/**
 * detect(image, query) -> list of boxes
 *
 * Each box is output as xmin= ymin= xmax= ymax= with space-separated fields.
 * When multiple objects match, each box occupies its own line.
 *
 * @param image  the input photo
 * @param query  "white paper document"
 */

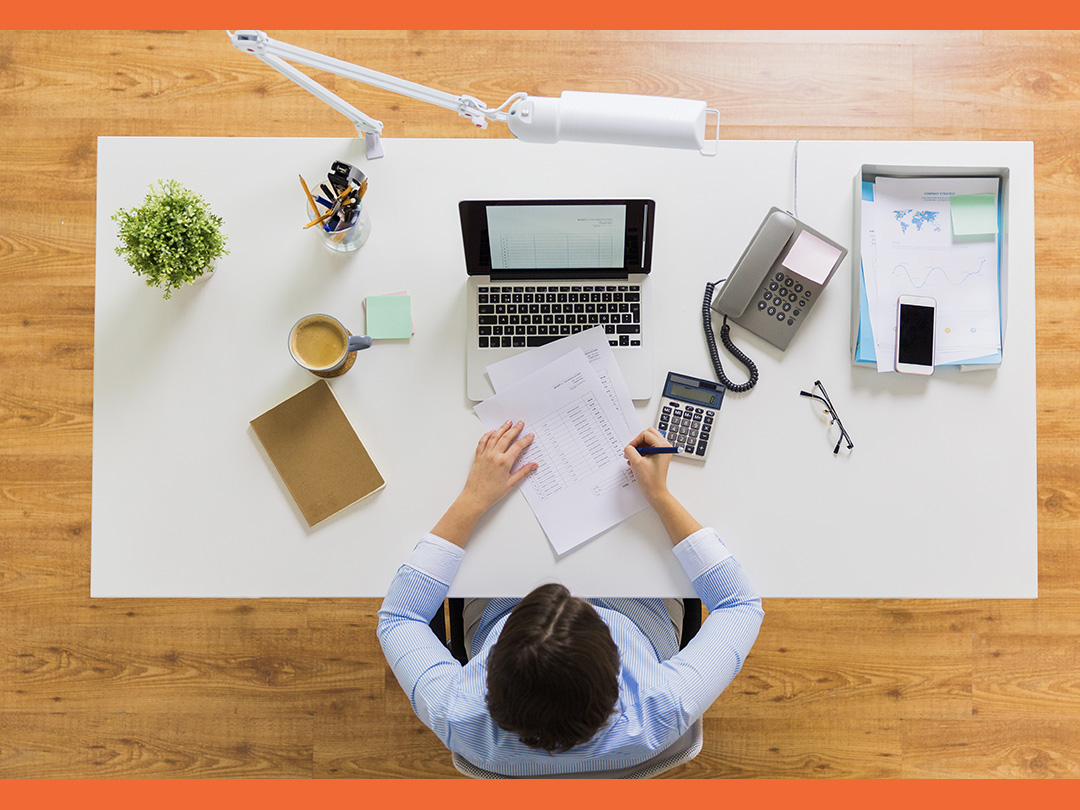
xmin=862 ymin=175 xmax=1001 ymax=371
xmin=474 ymin=349 xmax=649 ymax=555
xmin=485 ymin=326 xmax=641 ymax=436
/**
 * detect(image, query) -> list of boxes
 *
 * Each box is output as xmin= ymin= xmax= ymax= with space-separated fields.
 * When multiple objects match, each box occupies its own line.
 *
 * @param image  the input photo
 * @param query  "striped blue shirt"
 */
xmin=377 ymin=527 xmax=763 ymax=776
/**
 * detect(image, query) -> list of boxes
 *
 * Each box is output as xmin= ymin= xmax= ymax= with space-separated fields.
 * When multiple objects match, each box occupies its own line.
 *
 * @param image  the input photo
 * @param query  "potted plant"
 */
xmin=112 ymin=179 xmax=229 ymax=299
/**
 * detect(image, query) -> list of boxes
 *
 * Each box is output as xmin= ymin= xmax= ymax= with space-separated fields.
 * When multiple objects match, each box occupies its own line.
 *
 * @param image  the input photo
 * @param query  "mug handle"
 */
xmin=348 ymin=335 xmax=373 ymax=352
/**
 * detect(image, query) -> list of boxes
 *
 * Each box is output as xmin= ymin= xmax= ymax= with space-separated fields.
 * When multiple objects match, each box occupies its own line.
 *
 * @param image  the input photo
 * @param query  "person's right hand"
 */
xmin=624 ymin=428 xmax=674 ymax=506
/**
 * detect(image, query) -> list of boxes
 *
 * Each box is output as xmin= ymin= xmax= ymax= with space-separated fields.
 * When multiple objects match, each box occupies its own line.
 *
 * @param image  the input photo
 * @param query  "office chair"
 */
xmin=427 ymin=597 xmax=704 ymax=778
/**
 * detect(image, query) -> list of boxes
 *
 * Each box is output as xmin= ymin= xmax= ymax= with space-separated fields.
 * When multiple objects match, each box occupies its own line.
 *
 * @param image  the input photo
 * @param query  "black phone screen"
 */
xmin=898 ymin=303 xmax=935 ymax=366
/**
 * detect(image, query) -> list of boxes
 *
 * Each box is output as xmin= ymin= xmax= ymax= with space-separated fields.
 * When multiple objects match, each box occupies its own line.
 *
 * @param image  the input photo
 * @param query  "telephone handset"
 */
xmin=702 ymin=207 xmax=848 ymax=393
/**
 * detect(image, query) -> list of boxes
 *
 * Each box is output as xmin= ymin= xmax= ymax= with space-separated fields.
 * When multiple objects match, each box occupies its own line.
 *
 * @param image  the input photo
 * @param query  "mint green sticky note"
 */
xmin=951 ymin=193 xmax=998 ymax=236
xmin=366 ymin=295 xmax=413 ymax=339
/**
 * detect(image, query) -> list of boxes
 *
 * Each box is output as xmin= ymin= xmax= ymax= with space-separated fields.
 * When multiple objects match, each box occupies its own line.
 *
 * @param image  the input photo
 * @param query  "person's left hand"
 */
xmin=459 ymin=421 xmax=538 ymax=515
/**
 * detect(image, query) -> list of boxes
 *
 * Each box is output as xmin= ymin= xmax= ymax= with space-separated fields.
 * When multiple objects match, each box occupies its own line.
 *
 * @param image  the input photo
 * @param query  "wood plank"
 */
xmin=902 ymin=718 xmax=1080 ymax=778
xmin=0 ymin=712 xmax=314 ymax=778
xmin=712 ymin=631 xmax=971 ymax=720
xmin=0 ymin=626 xmax=383 ymax=715
xmin=974 ymin=634 xmax=1080 ymax=718
xmin=684 ymin=717 xmax=902 ymax=778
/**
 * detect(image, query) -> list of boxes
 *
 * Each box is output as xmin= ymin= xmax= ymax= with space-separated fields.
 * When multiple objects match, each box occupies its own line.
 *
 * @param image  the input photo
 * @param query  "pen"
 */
xmin=636 ymin=446 xmax=683 ymax=455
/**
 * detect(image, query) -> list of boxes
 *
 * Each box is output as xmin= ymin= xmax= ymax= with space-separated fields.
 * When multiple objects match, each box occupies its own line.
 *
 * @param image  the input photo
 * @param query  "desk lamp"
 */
xmin=228 ymin=31 xmax=719 ymax=160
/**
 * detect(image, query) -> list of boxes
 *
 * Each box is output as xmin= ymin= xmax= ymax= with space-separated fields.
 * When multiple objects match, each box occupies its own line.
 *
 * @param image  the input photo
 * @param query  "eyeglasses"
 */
xmin=799 ymin=380 xmax=854 ymax=455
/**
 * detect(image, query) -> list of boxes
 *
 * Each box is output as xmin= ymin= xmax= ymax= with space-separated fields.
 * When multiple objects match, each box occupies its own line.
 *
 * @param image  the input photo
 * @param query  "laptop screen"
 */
xmin=460 ymin=199 xmax=654 ymax=280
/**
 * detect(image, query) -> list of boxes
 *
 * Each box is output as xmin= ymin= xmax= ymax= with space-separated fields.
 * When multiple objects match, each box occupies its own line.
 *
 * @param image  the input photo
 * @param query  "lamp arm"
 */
xmin=229 ymin=30 xmax=502 ymax=158
xmin=228 ymin=31 xmax=718 ymax=157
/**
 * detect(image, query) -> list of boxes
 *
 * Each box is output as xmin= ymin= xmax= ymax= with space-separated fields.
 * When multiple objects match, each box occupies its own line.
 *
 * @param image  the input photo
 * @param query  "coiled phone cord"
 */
xmin=702 ymin=280 xmax=759 ymax=393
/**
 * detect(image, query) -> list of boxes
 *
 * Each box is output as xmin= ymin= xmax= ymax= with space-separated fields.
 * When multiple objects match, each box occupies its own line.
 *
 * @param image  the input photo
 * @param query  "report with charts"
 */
xmin=474 ymin=348 xmax=648 ymax=555
xmin=861 ymin=174 xmax=1002 ymax=371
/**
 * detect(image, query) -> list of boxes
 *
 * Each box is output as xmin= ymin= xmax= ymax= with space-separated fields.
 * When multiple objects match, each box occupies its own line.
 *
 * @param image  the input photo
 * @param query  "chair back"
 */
xmin=450 ymin=717 xmax=703 ymax=779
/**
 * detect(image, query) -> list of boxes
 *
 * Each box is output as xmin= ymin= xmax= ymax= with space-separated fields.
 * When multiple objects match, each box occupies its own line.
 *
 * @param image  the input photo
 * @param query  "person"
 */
xmin=377 ymin=420 xmax=763 ymax=776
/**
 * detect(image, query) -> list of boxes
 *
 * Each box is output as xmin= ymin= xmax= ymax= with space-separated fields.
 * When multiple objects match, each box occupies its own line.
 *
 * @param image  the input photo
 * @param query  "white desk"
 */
xmin=92 ymin=137 xmax=1036 ymax=598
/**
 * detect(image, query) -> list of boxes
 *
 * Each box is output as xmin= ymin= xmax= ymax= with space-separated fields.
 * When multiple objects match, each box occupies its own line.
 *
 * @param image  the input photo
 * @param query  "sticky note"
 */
xmin=365 ymin=294 xmax=413 ymax=339
xmin=950 ymin=193 xmax=998 ymax=236
xmin=781 ymin=230 xmax=843 ymax=285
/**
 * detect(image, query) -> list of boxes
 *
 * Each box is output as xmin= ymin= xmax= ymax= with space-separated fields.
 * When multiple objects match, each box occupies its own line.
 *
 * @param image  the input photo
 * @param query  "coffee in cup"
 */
xmin=288 ymin=314 xmax=372 ymax=377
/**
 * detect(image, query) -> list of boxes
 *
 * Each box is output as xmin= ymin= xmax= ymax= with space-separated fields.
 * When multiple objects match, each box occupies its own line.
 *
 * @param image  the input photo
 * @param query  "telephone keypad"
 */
xmin=754 ymin=270 xmax=813 ymax=331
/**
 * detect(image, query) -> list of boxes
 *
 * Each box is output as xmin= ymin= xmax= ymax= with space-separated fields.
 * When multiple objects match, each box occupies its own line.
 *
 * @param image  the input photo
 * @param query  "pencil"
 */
xmin=299 ymin=175 xmax=319 ymax=214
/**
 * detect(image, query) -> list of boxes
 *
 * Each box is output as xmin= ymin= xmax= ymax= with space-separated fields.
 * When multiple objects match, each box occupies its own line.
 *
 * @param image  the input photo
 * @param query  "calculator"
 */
xmin=654 ymin=372 xmax=725 ymax=462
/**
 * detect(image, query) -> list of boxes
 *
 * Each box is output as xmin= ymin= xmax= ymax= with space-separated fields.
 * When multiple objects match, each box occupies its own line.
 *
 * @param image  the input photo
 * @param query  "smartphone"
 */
xmin=894 ymin=295 xmax=937 ymax=375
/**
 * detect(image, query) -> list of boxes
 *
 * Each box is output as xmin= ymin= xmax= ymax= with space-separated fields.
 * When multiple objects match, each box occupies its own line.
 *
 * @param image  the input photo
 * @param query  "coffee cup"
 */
xmin=288 ymin=314 xmax=372 ymax=377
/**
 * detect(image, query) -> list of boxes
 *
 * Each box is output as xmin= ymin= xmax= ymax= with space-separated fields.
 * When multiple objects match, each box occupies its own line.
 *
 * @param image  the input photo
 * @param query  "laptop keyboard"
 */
xmin=477 ymin=284 xmax=641 ymax=349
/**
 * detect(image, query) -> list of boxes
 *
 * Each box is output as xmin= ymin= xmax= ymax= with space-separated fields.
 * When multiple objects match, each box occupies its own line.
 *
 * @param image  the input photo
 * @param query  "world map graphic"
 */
xmin=892 ymin=209 xmax=941 ymax=234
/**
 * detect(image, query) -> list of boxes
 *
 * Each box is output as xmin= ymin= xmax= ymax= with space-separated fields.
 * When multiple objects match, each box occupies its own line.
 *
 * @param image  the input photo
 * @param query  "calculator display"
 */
xmin=669 ymin=383 xmax=719 ymax=406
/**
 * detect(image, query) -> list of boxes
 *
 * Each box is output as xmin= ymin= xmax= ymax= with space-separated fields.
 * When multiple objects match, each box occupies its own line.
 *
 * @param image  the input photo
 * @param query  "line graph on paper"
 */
xmin=890 ymin=256 xmax=990 ymax=290
xmin=519 ymin=393 xmax=627 ymax=502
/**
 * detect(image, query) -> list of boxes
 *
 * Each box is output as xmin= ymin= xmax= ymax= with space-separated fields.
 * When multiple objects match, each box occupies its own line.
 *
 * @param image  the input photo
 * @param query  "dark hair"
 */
xmin=485 ymin=583 xmax=620 ymax=753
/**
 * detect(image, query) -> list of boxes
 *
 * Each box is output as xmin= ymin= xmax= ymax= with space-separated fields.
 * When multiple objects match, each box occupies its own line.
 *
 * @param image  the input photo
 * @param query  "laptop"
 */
xmin=461 ymin=199 xmax=656 ymax=401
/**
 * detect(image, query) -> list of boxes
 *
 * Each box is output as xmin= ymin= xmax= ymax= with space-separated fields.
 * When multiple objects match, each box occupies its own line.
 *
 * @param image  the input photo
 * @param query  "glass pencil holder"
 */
xmin=307 ymin=199 xmax=371 ymax=253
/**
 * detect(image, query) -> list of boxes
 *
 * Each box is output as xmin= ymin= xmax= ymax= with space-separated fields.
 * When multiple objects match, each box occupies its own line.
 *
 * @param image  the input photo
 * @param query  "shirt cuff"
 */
xmin=672 ymin=527 xmax=732 ymax=582
xmin=406 ymin=532 xmax=465 ymax=586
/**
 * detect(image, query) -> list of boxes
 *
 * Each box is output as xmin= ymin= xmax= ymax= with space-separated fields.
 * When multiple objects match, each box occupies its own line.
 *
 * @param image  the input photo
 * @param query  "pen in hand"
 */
xmin=636 ymin=446 xmax=683 ymax=455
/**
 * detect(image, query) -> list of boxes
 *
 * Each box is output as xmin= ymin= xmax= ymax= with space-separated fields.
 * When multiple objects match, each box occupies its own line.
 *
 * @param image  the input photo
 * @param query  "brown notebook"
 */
xmin=250 ymin=379 xmax=385 ymax=527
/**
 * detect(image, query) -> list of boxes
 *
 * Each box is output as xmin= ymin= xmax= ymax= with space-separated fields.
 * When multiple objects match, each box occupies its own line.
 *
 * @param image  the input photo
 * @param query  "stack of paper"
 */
xmin=474 ymin=327 xmax=647 ymax=556
xmin=857 ymin=175 xmax=1003 ymax=371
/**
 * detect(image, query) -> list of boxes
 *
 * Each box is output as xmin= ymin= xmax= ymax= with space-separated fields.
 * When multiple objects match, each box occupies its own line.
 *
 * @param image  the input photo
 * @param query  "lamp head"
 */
xmin=507 ymin=91 xmax=714 ymax=154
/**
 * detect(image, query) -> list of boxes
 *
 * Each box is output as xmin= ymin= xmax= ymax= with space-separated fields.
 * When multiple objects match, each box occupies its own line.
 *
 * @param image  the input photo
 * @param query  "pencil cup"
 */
xmin=307 ymin=199 xmax=371 ymax=253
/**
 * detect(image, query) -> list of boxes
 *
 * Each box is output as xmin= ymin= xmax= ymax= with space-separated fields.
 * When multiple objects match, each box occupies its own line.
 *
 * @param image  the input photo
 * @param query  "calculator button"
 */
xmin=704 ymin=414 xmax=714 ymax=424
xmin=662 ymin=406 xmax=672 ymax=414
xmin=631 ymin=340 xmax=641 ymax=346
xmin=696 ymin=443 xmax=708 ymax=456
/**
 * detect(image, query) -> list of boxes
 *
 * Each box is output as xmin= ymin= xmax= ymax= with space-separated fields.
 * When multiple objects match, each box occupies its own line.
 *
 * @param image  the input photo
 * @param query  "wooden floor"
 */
xmin=2 ymin=29 xmax=1079 ymax=779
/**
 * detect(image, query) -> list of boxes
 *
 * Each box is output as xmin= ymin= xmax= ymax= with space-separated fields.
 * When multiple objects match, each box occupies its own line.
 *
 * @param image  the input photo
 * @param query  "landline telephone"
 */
xmin=702 ymin=207 xmax=848 ymax=392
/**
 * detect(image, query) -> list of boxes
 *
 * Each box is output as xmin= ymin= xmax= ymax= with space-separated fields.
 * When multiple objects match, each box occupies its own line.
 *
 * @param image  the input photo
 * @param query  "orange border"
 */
xmin=3 ymin=778 xmax=1080 ymax=807
xmin=7 ymin=0 xmax=1080 ymax=29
